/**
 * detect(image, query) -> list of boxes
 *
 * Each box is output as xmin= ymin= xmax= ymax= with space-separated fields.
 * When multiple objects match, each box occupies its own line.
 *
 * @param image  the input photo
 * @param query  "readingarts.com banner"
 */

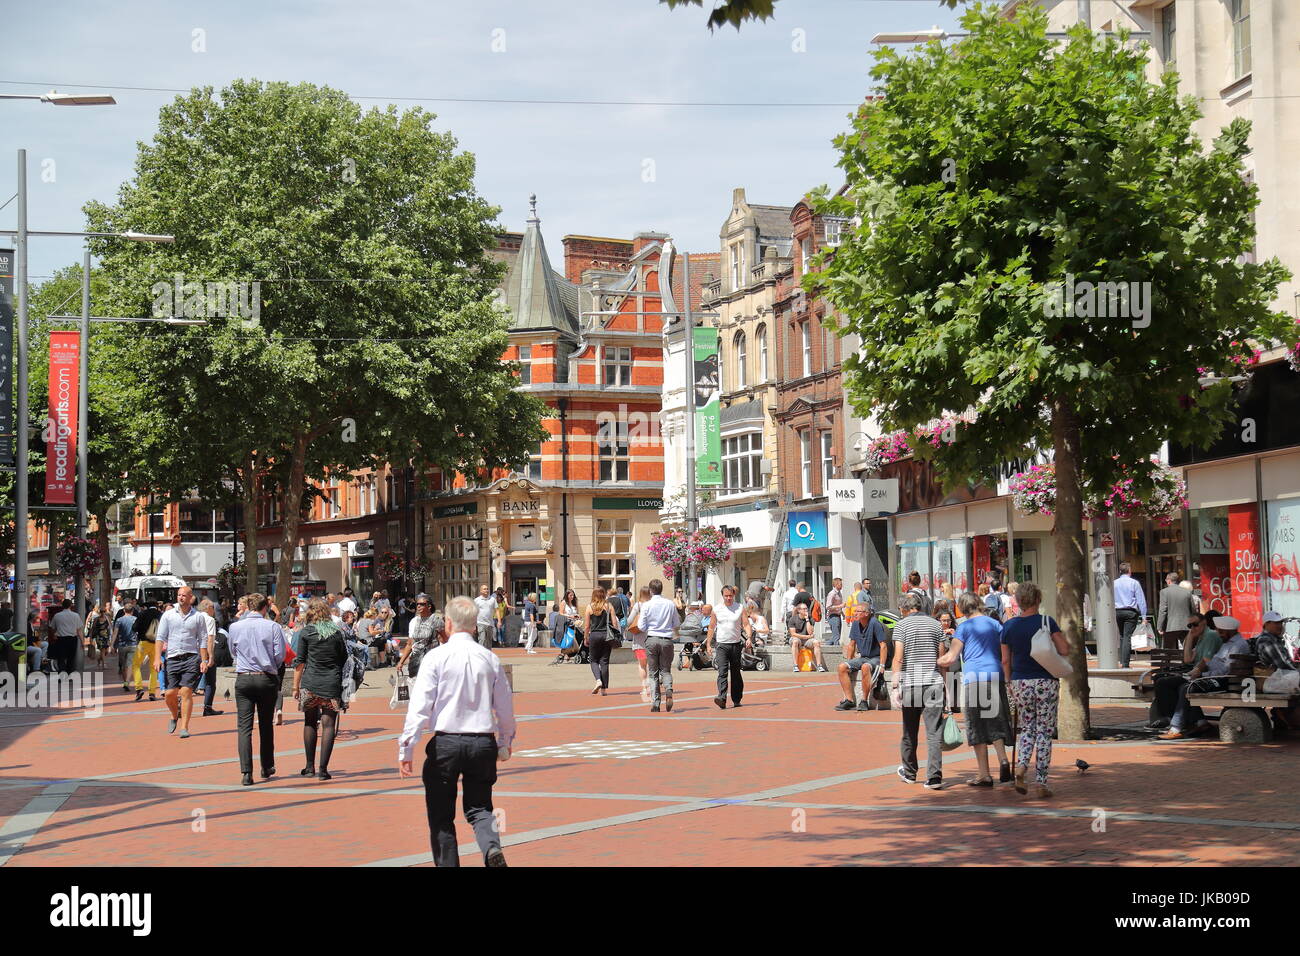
xmin=44 ymin=330 xmax=80 ymax=505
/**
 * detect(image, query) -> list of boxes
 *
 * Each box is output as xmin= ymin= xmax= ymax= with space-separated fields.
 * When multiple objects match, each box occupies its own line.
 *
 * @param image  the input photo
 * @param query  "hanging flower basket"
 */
xmin=648 ymin=529 xmax=690 ymax=576
xmin=377 ymin=550 xmax=407 ymax=581
xmin=1010 ymin=460 xmax=1188 ymax=525
xmin=408 ymin=554 xmax=431 ymax=580
xmin=863 ymin=412 xmax=974 ymax=470
xmin=688 ymin=527 xmax=732 ymax=570
xmin=648 ymin=528 xmax=732 ymax=576
xmin=57 ymin=536 xmax=102 ymax=577
xmin=217 ymin=560 xmax=246 ymax=593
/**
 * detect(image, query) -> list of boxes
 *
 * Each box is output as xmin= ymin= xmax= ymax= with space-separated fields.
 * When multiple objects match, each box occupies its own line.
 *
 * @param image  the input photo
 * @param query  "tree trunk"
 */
xmin=275 ymin=433 xmax=309 ymax=611
xmin=242 ymin=457 xmax=260 ymax=596
xmin=1051 ymin=399 xmax=1091 ymax=740
xmin=95 ymin=508 xmax=112 ymax=609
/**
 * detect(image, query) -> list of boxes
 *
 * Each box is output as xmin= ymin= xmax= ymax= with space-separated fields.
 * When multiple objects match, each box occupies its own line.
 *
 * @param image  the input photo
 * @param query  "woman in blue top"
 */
xmin=938 ymin=592 xmax=1012 ymax=787
xmin=999 ymin=581 xmax=1070 ymax=798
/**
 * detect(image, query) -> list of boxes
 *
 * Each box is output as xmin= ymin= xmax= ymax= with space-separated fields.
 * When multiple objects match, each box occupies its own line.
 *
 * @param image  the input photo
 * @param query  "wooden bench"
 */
xmin=1185 ymin=654 xmax=1300 ymax=743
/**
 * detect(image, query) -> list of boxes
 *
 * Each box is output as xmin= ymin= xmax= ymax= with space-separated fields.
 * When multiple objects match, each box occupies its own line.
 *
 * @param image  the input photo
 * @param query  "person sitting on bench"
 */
xmin=1159 ymin=615 xmax=1249 ymax=741
xmin=1256 ymin=611 xmax=1299 ymax=733
xmin=835 ymin=605 xmax=885 ymax=711
xmin=1146 ymin=612 xmax=1210 ymax=730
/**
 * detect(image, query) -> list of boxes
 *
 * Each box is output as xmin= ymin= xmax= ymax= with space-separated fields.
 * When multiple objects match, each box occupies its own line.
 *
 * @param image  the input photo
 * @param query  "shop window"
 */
xmin=1191 ymin=504 xmax=1264 ymax=635
xmin=1265 ymin=499 xmax=1300 ymax=631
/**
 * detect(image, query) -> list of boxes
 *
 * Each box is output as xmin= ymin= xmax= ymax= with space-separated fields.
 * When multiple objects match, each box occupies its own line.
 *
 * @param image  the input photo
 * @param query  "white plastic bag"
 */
xmin=1262 ymin=670 xmax=1299 ymax=695
xmin=1030 ymin=615 xmax=1072 ymax=678
xmin=1130 ymin=619 xmax=1157 ymax=652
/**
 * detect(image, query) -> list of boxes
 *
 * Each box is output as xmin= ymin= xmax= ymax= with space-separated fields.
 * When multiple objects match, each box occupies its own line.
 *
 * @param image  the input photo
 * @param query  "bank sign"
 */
xmin=787 ymin=511 xmax=828 ymax=550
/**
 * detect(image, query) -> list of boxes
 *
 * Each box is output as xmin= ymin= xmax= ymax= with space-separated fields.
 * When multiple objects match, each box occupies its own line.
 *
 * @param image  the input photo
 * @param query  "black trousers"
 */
xmin=713 ymin=642 xmax=744 ymax=704
xmin=588 ymin=631 xmax=613 ymax=688
xmin=1116 ymin=608 xmax=1141 ymax=667
xmin=234 ymin=673 xmax=278 ymax=774
xmin=423 ymin=733 xmax=500 ymax=867
xmin=52 ymin=635 xmax=78 ymax=674
xmin=899 ymin=684 xmax=945 ymax=783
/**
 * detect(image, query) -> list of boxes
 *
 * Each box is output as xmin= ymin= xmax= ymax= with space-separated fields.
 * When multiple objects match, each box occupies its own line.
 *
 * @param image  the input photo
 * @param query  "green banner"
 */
xmin=693 ymin=327 xmax=722 ymax=485
xmin=592 ymin=497 xmax=663 ymax=510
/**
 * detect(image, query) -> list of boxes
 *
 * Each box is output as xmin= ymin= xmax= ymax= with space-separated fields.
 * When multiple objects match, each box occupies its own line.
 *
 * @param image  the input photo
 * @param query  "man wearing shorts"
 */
xmin=836 ymin=605 xmax=886 ymax=712
xmin=110 ymin=601 xmax=138 ymax=692
xmin=156 ymin=586 xmax=210 ymax=739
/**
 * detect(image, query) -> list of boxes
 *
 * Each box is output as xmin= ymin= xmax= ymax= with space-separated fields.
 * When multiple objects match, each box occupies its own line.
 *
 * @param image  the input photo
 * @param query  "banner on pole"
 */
xmin=692 ymin=326 xmax=721 ymax=485
xmin=0 ymin=248 xmax=14 ymax=468
xmin=44 ymin=330 xmax=79 ymax=505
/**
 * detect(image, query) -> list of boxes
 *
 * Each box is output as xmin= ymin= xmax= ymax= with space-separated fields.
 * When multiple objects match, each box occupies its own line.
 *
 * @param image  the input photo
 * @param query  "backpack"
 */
xmin=909 ymin=587 xmax=933 ymax=616
xmin=212 ymin=630 xmax=234 ymax=668
xmin=983 ymin=591 xmax=1003 ymax=623
xmin=811 ymin=600 xmax=823 ymax=623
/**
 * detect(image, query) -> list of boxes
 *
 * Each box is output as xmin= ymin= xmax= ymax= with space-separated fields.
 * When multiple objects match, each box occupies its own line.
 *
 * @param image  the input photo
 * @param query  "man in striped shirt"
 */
xmin=890 ymin=593 xmax=946 ymax=789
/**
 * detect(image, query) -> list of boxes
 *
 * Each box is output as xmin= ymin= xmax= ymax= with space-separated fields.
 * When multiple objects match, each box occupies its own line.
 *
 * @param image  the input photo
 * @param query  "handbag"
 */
xmin=941 ymin=711 xmax=964 ymax=751
xmin=1029 ymin=614 xmax=1072 ymax=678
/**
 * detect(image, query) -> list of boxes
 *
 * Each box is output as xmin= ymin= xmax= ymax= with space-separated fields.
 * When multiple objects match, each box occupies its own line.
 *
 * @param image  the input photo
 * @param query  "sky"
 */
xmin=3 ymin=0 xmax=965 ymax=282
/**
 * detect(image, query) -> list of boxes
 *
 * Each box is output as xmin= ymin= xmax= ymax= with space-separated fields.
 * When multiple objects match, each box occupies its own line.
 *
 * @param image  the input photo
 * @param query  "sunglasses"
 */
xmin=416 ymin=601 xmax=431 ymax=607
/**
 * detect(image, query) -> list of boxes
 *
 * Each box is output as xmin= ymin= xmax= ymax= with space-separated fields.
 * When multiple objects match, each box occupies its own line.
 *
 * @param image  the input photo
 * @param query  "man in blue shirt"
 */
xmin=836 ymin=605 xmax=886 ymax=712
xmin=109 ymin=602 xmax=138 ymax=693
xmin=227 ymin=593 xmax=287 ymax=786
xmin=521 ymin=592 xmax=540 ymax=654
xmin=1114 ymin=562 xmax=1148 ymax=668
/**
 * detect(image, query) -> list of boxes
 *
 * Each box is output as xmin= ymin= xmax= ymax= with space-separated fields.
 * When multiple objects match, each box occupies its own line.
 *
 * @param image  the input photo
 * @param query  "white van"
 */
xmin=114 ymin=574 xmax=186 ymax=608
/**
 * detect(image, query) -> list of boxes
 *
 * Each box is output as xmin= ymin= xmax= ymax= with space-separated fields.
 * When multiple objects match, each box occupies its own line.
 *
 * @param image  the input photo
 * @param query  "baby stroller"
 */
xmin=551 ymin=622 xmax=589 ymax=665
xmin=740 ymin=632 xmax=771 ymax=671
xmin=678 ymin=641 xmax=713 ymax=671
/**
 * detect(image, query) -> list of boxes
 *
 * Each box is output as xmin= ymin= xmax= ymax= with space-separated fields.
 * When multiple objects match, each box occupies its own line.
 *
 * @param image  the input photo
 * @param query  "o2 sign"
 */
xmin=787 ymin=511 xmax=828 ymax=550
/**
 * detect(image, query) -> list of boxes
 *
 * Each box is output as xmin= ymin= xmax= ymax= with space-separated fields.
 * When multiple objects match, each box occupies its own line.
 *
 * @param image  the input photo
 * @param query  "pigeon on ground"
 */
xmin=1075 ymin=759 xmax=1090 ymax=774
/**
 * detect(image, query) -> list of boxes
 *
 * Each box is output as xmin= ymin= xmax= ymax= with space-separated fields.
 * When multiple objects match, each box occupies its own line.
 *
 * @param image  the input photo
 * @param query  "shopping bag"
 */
xmin=796 ymin=646 xmax=815 ymax=672
xmin=1131 ymin=619 xmax=1157 ymax=652
xmin=941 ymin=712 xmax=964 ymax=752
xmin=1029 ymin=615 xmax=1072 ymax=678
xmin=388 ymin=672 xmax=410 ymax=709
xmin=1262 ymin=669 xmax=1300 ymax=695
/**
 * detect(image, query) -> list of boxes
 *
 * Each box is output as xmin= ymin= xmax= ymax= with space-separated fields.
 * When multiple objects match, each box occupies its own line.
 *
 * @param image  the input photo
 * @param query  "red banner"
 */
xmin=44 ymin=330 xmax=79 ymax=505
xmin=1227 ymin=502 xmax=1263 ymax=636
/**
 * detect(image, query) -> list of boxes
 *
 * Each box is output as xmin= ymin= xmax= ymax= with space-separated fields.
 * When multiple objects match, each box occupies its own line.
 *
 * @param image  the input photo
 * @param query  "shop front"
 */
xmin=700 ymin=506 xmax=779 ymax=605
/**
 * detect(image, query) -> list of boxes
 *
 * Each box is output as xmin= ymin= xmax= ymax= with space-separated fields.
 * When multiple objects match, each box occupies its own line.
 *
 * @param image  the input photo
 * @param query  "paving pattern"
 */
xmin=2 ymin=653 xmax=1298 ymax=867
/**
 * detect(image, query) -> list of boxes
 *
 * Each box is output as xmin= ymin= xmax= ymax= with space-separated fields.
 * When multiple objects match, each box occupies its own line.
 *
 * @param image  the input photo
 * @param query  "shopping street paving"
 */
xmin=1 ymin=649 xmax=1298 ymax=867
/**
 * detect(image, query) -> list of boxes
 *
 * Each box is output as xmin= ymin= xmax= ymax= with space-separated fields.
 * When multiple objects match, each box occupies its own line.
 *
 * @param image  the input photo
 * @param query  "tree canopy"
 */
xmin=810 ymin=3 xmax=1294 ymax=736
xmin=85 ymin=79 xmax=546 ymax=599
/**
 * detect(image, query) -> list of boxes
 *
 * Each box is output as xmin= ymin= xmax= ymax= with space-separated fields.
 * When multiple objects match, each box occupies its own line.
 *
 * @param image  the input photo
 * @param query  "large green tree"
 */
xmin=810 ymin=4 xmax=1294 ymax=738
xmin=86 ymin=80 xmax=545 ymax=603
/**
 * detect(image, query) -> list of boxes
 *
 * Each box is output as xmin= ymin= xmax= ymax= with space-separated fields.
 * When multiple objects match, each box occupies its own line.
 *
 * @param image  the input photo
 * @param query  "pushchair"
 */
xmin=678 ymin=641 xmax=713 ymax=671
xmin=551 ymin=623 xmax=589 ymax=665
xmin=740 ymin=633 xmax=771 ymax=671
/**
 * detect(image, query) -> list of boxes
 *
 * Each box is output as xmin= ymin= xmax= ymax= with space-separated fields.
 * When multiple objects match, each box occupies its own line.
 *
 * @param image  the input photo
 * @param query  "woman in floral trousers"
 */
xmin=998 ymin=581 xmax=1069 ymax=798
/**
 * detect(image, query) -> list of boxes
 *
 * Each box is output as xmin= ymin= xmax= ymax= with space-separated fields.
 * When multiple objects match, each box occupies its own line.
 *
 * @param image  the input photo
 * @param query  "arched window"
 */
xmin=756 ymin=324 xmax=768 ymax=381
xmin=735 ymin=331 xmax=747 ymax=389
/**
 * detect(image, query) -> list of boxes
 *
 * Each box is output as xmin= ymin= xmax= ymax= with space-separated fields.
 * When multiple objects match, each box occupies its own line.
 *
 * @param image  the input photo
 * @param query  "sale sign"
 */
xmin=44 ymin=330 xmax=79 ymax=505
xmin=1227 ymin=502 xmax=1262 ymax=636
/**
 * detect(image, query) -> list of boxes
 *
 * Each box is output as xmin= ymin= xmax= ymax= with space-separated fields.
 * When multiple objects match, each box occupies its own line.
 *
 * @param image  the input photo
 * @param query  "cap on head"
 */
xmin=1262 ymin=610 xmax=1284 ymax=624
xmin=1215 ymin=615 xmax=1241 ymax=631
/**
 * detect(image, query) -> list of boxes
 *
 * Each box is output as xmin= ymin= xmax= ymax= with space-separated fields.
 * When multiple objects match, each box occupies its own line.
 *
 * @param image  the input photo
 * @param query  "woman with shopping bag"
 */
xmin=999 ymin=582 xmax=1071 ymax=798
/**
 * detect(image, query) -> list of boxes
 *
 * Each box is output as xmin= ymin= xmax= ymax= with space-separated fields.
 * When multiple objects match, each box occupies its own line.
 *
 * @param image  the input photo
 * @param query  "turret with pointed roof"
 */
xmin=501 ymin=194 xmax=579 ymax=335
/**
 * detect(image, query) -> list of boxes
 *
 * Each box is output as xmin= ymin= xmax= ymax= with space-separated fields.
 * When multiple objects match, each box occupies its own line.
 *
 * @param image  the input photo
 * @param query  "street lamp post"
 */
xmin=5 ymin=92 xmax=115 ymax=617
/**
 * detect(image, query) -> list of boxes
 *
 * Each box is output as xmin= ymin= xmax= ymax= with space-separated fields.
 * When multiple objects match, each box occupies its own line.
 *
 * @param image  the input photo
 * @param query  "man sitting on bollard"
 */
xmin=835 ymin=604 xmax=886 ymax=711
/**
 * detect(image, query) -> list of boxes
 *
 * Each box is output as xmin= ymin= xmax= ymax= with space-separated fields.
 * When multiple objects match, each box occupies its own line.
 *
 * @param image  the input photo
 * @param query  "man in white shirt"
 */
xmin=638 ymin=579 xmax=682 ymax=713
xmin=779 ymin=579 xmax=799 ymax=631
xmin=705 ymin=584 xmax=750 ymax=709
xmin=156 ymin=586 xmax=210 ymax=738
xmin=197 ymin=598 xmax=224 ymax=718
xmin=398 ymin=595 xmax=515 ymax=867
xmin=336 ymin=588 xmax=358 ymax=618
xmin=473 ymin=584 xmax=497 ymax=648
xmin=49 ymin=599 xmax=84 ymax=674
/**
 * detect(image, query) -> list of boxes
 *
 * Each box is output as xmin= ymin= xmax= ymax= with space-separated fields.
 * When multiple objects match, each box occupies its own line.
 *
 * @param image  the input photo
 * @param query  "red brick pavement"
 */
xmin=2 ymin=669 xmax=1297 ymax=866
